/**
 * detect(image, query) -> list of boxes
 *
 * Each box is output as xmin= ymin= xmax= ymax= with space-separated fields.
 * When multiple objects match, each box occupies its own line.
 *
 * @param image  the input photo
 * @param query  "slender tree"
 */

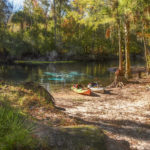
xmin=53 ymin=0 xmax=57 ymax=48
xmin=124 ymin=16 xmax=131 ymax=79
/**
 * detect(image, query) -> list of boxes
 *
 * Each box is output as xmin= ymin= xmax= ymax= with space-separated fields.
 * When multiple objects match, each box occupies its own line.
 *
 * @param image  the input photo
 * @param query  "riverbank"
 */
xmin=0 ymin=52 xmax=116 ymax=64
xmin=52 ymin=75 xmax=150 ymax=150
xmin=0 ymin=52 xmax=144 ymax=65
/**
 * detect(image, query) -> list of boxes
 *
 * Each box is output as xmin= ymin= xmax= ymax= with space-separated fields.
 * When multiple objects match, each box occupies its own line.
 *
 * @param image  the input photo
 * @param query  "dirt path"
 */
xmin=52 ymin=78 xmax=150 ymax=150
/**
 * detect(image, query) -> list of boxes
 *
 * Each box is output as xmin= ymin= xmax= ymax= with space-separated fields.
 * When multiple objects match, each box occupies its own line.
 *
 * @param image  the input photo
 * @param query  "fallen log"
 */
xmin=108 ymin=67 xmax=146 ymax=78
xmin=23 ymin=82 xmax=55 ymax=106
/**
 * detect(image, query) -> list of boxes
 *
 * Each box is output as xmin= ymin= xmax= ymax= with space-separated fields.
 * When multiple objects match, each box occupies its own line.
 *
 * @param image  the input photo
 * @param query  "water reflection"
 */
xmin=0 ymin=60 xmax=144 ymax=91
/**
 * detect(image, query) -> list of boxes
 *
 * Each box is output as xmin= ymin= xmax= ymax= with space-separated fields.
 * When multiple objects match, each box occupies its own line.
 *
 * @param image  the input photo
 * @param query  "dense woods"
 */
xmin=0 ymin=0 xmax=149 ymax=64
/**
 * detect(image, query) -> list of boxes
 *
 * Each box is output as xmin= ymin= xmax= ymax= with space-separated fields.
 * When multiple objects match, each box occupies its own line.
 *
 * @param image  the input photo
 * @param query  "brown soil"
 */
xmin=52 ymin=77 xmax=150 ymax=150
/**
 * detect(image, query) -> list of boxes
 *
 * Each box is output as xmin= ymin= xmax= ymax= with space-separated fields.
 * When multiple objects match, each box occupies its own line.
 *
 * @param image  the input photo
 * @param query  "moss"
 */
xmin=15 ymin=60 xmax=76 ymax=64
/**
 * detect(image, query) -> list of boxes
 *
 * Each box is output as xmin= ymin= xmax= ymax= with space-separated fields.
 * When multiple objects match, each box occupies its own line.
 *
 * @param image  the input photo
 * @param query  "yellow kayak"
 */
xmin=71 ymin=84 xmax=91 ymax=96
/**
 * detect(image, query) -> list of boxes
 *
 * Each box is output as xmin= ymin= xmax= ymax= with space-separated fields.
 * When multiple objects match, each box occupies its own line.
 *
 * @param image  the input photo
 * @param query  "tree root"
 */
xmin=108 ymin=75 xmax=127 ymax=88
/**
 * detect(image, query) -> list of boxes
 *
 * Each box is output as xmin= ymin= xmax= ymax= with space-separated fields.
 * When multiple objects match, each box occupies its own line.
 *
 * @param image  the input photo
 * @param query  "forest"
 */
xmin=0 ymin=0 xmax=150 ymax=150
xmin=0 ymin=0 xmax=149 ymax=63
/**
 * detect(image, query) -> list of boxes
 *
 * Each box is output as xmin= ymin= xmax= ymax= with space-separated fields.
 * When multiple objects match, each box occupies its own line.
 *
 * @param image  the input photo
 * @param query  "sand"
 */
xmin=52 ymin=77 xmax=150 ymax=150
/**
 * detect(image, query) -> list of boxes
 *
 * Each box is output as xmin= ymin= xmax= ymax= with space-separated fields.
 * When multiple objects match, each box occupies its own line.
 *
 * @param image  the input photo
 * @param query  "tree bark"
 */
xmin=118 ymin=19 xmax=123 ymax=72
xmin=53 ymin=0 xmax=57 ymax=49
xmin=57 ymin=0 xmax=62 ymax=51
xmin=142 ymin=22 xmax=149 ymax=74
xmin=109 ymin=75 xmax=127 ymax=88
xmin=124 ymin=19 xmax=131 ymax=79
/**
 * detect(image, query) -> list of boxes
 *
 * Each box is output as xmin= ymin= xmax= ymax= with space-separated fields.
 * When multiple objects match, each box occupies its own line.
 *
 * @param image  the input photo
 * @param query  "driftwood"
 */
xmin=23 ymin=82 xmax=55 ymax=106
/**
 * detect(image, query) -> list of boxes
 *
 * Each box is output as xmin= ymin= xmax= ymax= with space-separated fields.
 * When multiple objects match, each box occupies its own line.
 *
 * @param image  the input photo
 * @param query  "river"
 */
xmin=0 ymin=60 xmax=144 ymax=91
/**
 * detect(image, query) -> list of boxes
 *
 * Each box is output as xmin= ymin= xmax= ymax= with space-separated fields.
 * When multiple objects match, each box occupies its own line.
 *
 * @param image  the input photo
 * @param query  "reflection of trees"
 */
xmin=0 ymin=66 xmax=5 ymax=74
xmin=0 ymin=62 xmax=119 ymax=85
xmin=85 ymin=63 xmax=110 ymax=77
xmin=0 ymin=65 xmax=46 ymax=82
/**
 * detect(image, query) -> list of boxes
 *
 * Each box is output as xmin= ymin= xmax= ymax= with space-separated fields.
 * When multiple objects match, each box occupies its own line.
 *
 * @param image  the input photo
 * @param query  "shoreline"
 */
xmin=0 ymin=54 xmax=144 ymax=65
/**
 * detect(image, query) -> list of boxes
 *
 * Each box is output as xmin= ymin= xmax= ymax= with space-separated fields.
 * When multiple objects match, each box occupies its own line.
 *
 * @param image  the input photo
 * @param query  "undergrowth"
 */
xmin=0 ymin=97 xmax=37 ymax=150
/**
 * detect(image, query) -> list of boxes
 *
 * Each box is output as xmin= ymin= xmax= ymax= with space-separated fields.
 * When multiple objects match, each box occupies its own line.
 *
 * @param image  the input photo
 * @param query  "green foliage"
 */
xmin=0 ymin=0 xmax=11 ymax=25
xmin=0 ymin=0 xmax=149 ymax=61
xmin=0 ymin=98 xmax=36 ymax=150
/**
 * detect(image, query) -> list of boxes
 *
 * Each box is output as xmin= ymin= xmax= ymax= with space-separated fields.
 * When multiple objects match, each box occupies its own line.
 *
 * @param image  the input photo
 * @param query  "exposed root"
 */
xmin=116 ymin=82 xmax=124 ymax=88
xmin=108 ymin=75 xmax=127 ymax=88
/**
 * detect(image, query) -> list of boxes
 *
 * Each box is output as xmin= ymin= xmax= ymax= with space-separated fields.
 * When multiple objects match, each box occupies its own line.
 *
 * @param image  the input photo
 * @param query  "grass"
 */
xmin=0 ymin=83 xmax=78 ymax=126
xmin=15 ymin=60 xmax=76 ymax=64
xmin=0 ymin=98 xmax=36 ymax=150
xmin=0 ymin=83 xmax=54 ymax=110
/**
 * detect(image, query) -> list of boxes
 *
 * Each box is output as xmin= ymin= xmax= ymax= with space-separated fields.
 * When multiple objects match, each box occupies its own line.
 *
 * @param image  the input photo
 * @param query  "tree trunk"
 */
xmin=118 ymin=20 xmax=123 ymax=73
xmin=53 ymin=0 xmax=57 ymax=49
xmin=59 ymin=0 xmax=62 ymax=28
xmin=57 ymin=0 xmax=62 ymax=51
xmin=124 ymin=19 xmax=131 ymax=79
xmin=108 ymin=69 xmax=127 ymax=88
xmin=108 ymin=7 xmax=127 ymax=88
xmin=142 ymin=22 xmax=149 ymax=74
xmin=143 ymin=36 xmax=149 ymax=72
xmin=45 ymin=14 xmax=48 ymax=31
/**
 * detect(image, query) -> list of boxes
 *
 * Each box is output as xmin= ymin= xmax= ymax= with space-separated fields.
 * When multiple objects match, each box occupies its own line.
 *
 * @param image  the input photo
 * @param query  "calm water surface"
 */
xmin=0 ymin=60 xmax=144 ymax=91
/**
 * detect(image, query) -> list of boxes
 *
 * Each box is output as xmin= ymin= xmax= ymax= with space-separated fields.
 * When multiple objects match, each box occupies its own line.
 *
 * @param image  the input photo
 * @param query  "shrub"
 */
xmin=0 ymin=99 xmax=36 ymax=150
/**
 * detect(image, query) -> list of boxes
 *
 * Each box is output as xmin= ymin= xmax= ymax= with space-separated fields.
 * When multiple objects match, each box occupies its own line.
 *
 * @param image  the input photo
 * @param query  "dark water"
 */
xmin=0 ymin=60 xmax=144 ymax=91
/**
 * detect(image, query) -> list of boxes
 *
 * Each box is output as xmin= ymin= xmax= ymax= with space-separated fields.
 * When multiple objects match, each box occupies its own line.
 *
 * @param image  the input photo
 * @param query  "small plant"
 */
xmin=0 ymin=98 xmax=37 ymax=150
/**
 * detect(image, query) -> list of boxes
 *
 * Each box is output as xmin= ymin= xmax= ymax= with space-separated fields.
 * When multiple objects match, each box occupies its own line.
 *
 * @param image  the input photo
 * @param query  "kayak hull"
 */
xmin=89 ymin=87 xmax=105 ymax=93
xmin=87 ymin=83 xmax=105 ymax=93
xmin=71 ymin=87 xmax=91 ymax=96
